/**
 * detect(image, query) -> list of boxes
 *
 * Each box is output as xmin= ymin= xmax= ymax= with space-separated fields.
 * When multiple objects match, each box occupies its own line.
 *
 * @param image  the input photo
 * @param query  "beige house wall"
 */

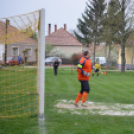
xmin=118 ymin=46 xmax=134 ymax=64
xmin=7 ymin=44 xmax=37 ymax=62
xmin=82 ymin=46 xmax=89 ymax=51
xmin=53 ymin=45 xmax=82 ymax=56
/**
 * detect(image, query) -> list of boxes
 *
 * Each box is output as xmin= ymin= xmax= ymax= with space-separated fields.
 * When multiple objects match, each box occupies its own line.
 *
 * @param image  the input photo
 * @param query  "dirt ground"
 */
xmin=55 ymin=100 xmax=134 ymax=116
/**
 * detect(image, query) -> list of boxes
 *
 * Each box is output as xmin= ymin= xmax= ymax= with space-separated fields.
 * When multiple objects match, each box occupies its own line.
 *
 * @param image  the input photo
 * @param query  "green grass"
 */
xmin=0 ymin=67 xmax=134 ymax=134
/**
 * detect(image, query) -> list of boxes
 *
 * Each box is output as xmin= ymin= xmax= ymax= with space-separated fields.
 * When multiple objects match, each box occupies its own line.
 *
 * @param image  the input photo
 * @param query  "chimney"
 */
xmin=64 ymin=24 xmax=67 ymax=31
xmin=48 ymin=24 xmax=51 ymax=35
xmin=54 ymin=25 xmax=57 ymax=32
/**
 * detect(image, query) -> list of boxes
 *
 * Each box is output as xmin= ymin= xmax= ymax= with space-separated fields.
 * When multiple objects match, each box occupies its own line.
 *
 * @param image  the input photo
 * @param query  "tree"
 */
xmin=74 ymin=0 xmax=106 ymax=64
xmin=120 ymin=0 xmax=126 ymax=73
xmin=117 ymin=0 xmax=134 ymax=72
xmin=71 ymin=53 xmax=83 ymax=65
xmin=22 ymin=49 xmax=29 ymax=65
xmin=102 ymin=0 xmax=121 ymax=67
xmin=30 ymin=32 xmax=38 ymax=41
xmin=101 ymin=0 xmax=134 ymax=72
xmin=34 ymin=44 xmax=53 ymax=60
xmin=69 ymin=29 xmax=76 ymax=37
xmin=34 ymin=48 xmax=38 ymax=63
xmin=23 ymin=26 xmax=38 ymax=41
xmin=49 ymin=48 xmax=69 ymax=58
xmin=45 ymin=44 xmax=53 ymax=56
xmin=131 ymin=43 xmax=134 ymax=70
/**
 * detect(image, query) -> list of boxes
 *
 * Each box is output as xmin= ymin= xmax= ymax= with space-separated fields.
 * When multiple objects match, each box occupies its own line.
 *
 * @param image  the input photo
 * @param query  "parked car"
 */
xmin=45 ymin=57 xmax=62 ymax=66
xmin=1 ymin=57 xmax=23 ymax=66
xmin=0 ymin=61 xmax=2 ymax=69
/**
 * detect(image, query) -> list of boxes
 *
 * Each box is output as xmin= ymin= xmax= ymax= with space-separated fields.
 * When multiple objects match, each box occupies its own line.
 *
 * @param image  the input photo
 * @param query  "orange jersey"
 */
xmin=77 ymin=57 xmax=92 ymax=81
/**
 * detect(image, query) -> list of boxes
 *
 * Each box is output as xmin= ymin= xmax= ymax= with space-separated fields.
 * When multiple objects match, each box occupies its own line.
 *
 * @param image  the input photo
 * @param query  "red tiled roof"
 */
xmin=89 ymin=44 xmax=104 ymax=52
xmin=0 ymin=21 xmax=6 ymax=43
xmin=45 ymin=28 xmax=82 ymax=46
xmin=18 ymin=37 xmax=37 ymax=44
xmin=0 ymin=21 xmax=37 ymax=45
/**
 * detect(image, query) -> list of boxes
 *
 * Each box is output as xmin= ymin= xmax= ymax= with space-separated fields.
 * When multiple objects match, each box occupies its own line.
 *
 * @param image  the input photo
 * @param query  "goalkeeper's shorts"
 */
xmin=79 ymin=81 xmax=90 ymax=94
xmin=95 ymin=69 xmax=100 ymax=72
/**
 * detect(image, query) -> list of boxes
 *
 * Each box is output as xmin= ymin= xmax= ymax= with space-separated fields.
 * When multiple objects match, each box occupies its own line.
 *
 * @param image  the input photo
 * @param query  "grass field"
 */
xmin=0 ymin=67 xmax=134 ymax=134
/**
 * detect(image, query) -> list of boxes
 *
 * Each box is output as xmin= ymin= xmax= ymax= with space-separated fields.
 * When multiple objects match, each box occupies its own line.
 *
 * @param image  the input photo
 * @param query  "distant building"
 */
xmin=118 ymin=39 xmax=134 ymax=69
xmin=0 ymin=21 xmax=5 ymax=61
xmin=6 ymin=38 xmax=37 ymax=62
xmin=0 ymin=20 xmax=37 ymax=62
xmin=45 ymin=24 xmax=82 ymax=57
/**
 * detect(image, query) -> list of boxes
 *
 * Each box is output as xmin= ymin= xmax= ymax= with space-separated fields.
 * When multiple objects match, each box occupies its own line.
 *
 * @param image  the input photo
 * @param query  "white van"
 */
xmin=90 ymin=57 xmax=106 ymax=65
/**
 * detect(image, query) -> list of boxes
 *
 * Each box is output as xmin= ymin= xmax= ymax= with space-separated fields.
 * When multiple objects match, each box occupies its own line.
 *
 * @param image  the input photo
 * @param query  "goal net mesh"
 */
xmin=0 ymin=10 xmax=40 ymax=117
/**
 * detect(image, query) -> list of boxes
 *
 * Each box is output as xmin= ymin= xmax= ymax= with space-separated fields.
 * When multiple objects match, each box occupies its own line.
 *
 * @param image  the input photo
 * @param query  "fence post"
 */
xmin=71 ymin=65 xmax=73 ymax=75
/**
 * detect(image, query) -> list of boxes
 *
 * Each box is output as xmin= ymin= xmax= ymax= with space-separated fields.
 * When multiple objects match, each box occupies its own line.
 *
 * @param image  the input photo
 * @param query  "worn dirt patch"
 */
xmin=56 ymin=103 xmax=108 ymax=110
xmin=55 ymin=100 xmax=134 ymax=116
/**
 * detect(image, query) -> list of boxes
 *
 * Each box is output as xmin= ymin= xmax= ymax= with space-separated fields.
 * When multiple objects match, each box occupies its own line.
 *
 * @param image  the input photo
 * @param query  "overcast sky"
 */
xmin=0 ymin=0 xmax=88 ymax=35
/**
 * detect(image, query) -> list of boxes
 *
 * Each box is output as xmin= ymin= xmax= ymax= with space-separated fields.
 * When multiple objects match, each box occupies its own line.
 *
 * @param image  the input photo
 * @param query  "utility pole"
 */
xmin=4 ymin=19 xmax=9 ymax=66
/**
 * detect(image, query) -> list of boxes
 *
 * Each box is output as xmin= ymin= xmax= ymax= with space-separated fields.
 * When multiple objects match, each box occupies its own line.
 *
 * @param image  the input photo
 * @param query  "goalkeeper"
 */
xmin=74 ymin=50 xmax=92 ymax=107
xmin=92 ymin=61 xmax=101 ymax=77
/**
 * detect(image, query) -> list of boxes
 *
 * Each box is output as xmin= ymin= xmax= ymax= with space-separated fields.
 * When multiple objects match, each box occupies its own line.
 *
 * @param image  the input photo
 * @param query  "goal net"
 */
xmin=0 ymin=9 xmax=45 ymax=118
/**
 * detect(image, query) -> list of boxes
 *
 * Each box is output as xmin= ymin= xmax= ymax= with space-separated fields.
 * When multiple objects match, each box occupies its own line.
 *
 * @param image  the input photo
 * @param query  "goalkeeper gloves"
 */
xmin=83 ymin=71 xmax=90 ymax=77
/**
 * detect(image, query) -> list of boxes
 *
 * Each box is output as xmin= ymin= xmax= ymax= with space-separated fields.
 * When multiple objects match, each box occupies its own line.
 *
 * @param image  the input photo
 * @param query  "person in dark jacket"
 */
xmin=53 ymin=59 xmax=59 ymax=76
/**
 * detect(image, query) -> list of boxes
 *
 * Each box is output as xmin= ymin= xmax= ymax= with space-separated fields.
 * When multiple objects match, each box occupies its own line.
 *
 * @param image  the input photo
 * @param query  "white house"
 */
xmin=0 ymin=20 xmax=37 ymax=62
xmin=45 ymin=24 xmax=82 ymax=57
xmin=0 ymin=44 xmax=4 ymax=61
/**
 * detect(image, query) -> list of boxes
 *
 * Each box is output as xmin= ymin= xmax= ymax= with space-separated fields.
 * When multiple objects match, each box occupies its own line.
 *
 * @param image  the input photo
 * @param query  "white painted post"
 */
xmin=38 ymin=8 xmax=45 ymax=119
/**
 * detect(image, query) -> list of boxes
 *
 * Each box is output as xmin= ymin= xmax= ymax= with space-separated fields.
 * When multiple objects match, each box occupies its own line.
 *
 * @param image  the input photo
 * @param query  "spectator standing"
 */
xmin=53 ymin=59 xmax=59 ymax=76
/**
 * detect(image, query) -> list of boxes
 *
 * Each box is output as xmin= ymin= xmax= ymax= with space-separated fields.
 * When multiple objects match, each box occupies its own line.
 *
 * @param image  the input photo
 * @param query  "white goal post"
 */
xmin=38 ymin=8 xmax=45 ymax=119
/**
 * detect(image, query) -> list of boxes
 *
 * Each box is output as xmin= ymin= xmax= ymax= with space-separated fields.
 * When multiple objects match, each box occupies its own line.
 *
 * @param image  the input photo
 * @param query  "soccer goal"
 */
xmin=0 ymin=9 xmax=45 ymax=118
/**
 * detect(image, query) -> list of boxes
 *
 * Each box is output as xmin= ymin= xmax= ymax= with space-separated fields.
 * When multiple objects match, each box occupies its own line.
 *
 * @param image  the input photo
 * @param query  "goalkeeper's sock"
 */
xmin=97 ymin=73 xmax=99 ymax=76
xmin=82 ymin=92 xmax=88 ymax=103
xmin=75 ymin=92 xmax=82 ymax=103
xmin=92 ymin=74 xmax=94 ymax=76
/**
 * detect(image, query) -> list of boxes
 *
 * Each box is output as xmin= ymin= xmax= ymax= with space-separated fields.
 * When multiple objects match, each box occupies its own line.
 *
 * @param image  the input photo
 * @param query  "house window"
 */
xmin=25 ymin=48 xmax=32 ymax=56
xmin=12 ymin=47 xmax=19 ymax=56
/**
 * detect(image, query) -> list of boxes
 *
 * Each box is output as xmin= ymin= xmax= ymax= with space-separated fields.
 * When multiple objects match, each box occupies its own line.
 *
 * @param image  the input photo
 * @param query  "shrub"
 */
xmin=71 ymin=52 xmax=83 ymax=65
xmin=49 ymin=48 xmax=69 ymax=58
